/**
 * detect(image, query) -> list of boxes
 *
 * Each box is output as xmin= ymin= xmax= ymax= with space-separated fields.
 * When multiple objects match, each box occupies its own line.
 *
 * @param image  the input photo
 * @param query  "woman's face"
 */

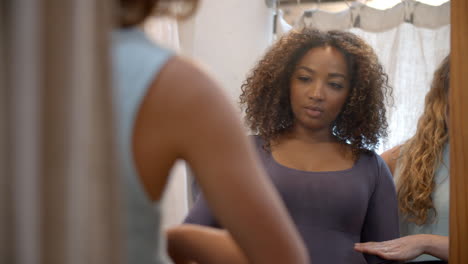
xmin=289 ymin=45 xmax=351 ymax=132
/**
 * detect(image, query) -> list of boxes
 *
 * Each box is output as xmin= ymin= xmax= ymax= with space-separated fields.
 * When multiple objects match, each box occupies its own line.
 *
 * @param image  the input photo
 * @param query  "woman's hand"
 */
xmin=354 ymin=234 xmax=448 ymax=261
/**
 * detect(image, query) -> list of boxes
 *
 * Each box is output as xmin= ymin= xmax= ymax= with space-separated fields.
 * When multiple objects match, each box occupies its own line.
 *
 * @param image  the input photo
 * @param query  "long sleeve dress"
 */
xmin=185 ymin=135 xmax=400 ymax=264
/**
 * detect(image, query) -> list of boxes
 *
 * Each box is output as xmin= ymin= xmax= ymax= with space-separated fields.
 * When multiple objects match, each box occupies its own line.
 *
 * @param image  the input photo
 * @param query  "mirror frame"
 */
xmin=449 ymin=0 xmax=468 ymax=263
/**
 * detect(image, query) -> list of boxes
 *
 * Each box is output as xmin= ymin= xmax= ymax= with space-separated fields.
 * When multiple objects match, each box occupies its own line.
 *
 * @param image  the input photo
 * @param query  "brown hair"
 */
xmin=397 ymin=55 xmax=450 ymax=225
xmin=240 ymin=28 xmax=391 ymax=158
xmin=117 ymin=0 xmax=199 ymax=28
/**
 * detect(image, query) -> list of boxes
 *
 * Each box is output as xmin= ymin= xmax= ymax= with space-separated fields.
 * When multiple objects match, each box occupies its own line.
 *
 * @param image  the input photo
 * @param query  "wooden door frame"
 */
xmin=449 ymin=0 xmax=468 ymax=263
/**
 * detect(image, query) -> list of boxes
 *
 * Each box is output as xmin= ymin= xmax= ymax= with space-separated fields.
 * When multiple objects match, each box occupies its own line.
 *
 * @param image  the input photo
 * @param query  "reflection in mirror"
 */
xmin=186 ymin=26 xmax=400 ymax=264
xmin=276 ymin=1 xmax=451 ymax=263
xmin=278 ymin=0 xmax=450 ymax=153
xmin=143 ymin=1 xmax=452 ymax=262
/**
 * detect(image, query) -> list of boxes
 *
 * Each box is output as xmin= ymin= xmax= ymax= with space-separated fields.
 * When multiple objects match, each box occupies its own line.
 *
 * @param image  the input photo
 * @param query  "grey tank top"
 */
xmin=112 ymin=27 xmax=173 ymax=264
xmin=395 ymin=143 xmax=450 ymax=262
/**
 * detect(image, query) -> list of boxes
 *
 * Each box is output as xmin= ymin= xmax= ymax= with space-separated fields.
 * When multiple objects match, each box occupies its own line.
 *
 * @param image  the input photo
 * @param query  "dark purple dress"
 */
xmin=185 ymin=135 xmax=399 ymax=264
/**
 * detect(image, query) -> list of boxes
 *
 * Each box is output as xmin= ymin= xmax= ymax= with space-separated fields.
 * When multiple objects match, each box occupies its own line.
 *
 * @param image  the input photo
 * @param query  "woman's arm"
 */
xmin=360 ymin=155 xmax=400 ymax=264
xmin=380 ymin=145 xmax=401 ymax=176
xmin=167 ymin=224 xmax=248 ymax=264
xmin=354 ymin=234 xmax=448 ymax=261
xmin=143 ymin=56 xmax=308 ymax=264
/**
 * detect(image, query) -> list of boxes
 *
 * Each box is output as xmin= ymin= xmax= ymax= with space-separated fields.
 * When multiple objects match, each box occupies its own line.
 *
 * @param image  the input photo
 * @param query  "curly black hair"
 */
xmin=240 ymin=28 xmax=391 ymax=159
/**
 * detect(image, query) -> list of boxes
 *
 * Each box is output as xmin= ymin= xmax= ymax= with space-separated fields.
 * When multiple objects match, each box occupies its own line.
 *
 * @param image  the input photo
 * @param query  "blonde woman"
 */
xmin=355 ymin=56 xmax=450 ymax=264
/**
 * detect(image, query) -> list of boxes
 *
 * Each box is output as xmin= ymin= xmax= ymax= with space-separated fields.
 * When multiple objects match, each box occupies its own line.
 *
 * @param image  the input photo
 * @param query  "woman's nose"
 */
xmin=307 ymin=81 xmax=325 ymax=101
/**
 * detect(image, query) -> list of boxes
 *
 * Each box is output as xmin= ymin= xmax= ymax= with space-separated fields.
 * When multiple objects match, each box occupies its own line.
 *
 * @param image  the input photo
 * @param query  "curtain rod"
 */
xmin=266 ymin=0 xmax=353 ymax=8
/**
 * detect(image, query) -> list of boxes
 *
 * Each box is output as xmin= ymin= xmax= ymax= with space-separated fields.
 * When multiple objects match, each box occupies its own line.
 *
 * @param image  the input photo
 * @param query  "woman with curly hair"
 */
xmin=185 ymin=28 xmax=399 ymax=264
xmin=355 ymin=56 xmax=450 ymax=264
xmin=113 ymin=0 xmax=309 ymax=263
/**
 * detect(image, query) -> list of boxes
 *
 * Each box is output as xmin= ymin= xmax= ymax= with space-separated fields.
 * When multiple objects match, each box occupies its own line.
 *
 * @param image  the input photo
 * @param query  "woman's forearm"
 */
xmin=166 ymin=224 xmax=248 ymax=264
xmin=354 ymin=234 xmax=448 ymax=261
xmin=166 ymin=226 xmax=196 ymax=264
xmin=423 ymin=234 xmax=449 ymax=261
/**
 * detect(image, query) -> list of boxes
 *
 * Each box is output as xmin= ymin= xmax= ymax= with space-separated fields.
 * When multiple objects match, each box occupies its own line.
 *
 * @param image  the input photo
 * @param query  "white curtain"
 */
xmin=279 ymin=0 xmax=450 ymax=153
xmin=143 ymin=17 xmax=189 ymax=229
xmin=0 ymin=1 xmax=122 ymax=264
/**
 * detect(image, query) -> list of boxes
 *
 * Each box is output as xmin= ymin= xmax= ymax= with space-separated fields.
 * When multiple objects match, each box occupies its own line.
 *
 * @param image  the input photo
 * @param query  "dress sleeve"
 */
xmin=183 ymin=191 xmax=222 ymax=228
xmin=361 ymin=155 xmax=400 ymax=264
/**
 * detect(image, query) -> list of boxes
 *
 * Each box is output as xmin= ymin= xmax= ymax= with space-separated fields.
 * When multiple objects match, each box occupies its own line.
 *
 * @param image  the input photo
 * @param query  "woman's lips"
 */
xmin=304 ymin=106 xmax=323 ymax=117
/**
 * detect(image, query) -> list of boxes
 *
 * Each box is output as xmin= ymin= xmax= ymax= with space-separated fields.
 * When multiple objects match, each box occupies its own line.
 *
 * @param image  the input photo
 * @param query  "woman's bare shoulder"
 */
xmin=380 ymin=145 xmax=402 ymax=176
xmin=153 ymin=55 xmax=224 ymax=100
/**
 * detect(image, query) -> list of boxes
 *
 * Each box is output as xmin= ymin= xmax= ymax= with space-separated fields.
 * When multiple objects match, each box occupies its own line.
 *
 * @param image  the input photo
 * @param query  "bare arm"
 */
xmin=424 ymin=235 xmax=449 ymax=261
xmin=381 ymin=145 xmax=401 ymax=176
xmin=354 ymin=234 xmax=448 ymax=261
xmin=134 ymin=56 xmax=308 ymax=264
xmin=167 ymin=224 xmax=248 ymax=264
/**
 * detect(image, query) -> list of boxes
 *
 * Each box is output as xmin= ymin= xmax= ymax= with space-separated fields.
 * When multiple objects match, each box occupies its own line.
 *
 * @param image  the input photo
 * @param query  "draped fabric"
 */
xmin=278 ymin=0 xmax=450 ymax=152
xmin=0 ymin=1 xmax=123 ymax=263
xmin=296 ymin=0 xmax=450 ymax=32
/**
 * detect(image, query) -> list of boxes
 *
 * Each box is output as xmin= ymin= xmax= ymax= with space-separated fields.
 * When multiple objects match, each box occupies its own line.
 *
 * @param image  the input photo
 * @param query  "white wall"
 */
xmin=178 ymin=0 xmax=274 ymax=110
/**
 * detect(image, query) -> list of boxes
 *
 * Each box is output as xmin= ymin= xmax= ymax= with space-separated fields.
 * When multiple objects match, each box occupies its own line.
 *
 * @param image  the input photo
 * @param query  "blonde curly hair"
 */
xmin=397 ymin=55 xmax=450 ymax=225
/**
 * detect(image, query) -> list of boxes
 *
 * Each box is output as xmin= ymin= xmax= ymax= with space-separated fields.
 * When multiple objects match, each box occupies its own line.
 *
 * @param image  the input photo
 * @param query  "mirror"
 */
xmin=143 ymin=1 xmax=462 ymax=263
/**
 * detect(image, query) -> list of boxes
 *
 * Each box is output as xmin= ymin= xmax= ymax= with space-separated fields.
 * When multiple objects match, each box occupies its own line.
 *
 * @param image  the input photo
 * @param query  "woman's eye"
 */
xmin=297 ymin=76 xmax=311 ymax=82
xmin=329 ymin=82 xmax=344 ymax=89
